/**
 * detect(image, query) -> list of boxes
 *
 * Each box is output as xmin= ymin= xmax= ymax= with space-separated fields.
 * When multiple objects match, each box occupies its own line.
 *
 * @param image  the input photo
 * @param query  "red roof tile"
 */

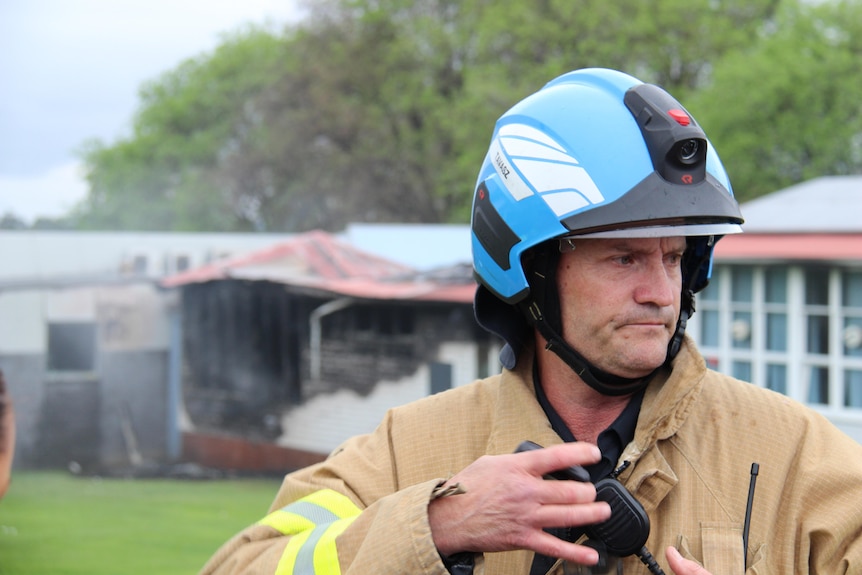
xmin=161 ymin=230 xmax=476 ymax=303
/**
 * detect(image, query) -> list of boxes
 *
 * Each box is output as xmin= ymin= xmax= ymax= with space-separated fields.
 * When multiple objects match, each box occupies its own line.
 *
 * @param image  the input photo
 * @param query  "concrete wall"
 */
xmin=0 ymin=353 xmax=44 ymax=467
xmin=0 ymin=282 xmax=174 ymax=471
xmin=0 ymin=349 xmax=170 ymax=471
xmin=99 ymin=350 xmax=170 ymax=468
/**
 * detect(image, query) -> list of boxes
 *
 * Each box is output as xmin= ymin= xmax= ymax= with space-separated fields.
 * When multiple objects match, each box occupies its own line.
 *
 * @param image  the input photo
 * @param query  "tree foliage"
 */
xmin=74 ymin=0 xmax=859 ymax=231
xmin=687 ymin=0 xmax=862 ymax=201
xmin=76 ymin=26 xmax=286 ymax=231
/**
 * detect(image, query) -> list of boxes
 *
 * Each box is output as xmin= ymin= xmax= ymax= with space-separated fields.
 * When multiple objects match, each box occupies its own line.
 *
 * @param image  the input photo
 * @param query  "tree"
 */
xmin=225 ymin=0 xmax=494 ymax=230
xmin=686 ymin=0 xmax=862 ymax=201
xmin=77 ymin=26 xmax=286 ymax=231
xmin=0 ymin=212 xmax=27 ymax=230
xmin=233 ymin=0 xmax=786 ymax=228
xmin=77 ymin=0 xmax=816 ymax=231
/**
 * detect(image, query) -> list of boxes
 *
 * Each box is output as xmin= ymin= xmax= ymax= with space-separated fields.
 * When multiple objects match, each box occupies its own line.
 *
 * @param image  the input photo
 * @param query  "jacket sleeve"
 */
xmin=198 ymin=411 xmax=466 ymax=575
xmin=793 ymin=415 xmax=862 ymax=574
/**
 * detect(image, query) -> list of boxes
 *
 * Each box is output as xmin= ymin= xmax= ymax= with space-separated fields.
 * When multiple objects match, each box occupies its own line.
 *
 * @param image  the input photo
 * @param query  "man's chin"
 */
xmin=611 ymin=348 xmax=669 ymax=378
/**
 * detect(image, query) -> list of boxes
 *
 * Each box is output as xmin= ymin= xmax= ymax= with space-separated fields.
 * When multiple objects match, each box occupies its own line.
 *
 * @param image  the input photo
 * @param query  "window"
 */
xmin=766 ymin=313 xmax=787 ymax=351
xmin=174 ymin=254 xmax=192 ymax=273
xmin=47 ymin=322 xmax=97 ymax=371
xmin=132 ymin=255 xmax=148 ymax=276
xmin=731 ymin=267 xmax=754 ymax=302
xmin=766 ymin=364 xmax=787 ymax=394
xmin=844 ymin=370 xmax=862 ymax=408
xmin=843 ymin=271 xmax=862 ymax=409
xmin=690 ymin=264 xmax=862 ymax=414
xmin=729 ymin=267 xmax=754 ymax=353
xmin=698 ymin=272 xmax=720 ymax=348
xmin=807 ymin=366 xmax=830 ymax=405
xmin=765 ymin=268 xmax=788 ymax=352
xmin=732 ymin=361 xmax=751 ymax=382
xmin=844 ymin=272 xmax=862 ymax=359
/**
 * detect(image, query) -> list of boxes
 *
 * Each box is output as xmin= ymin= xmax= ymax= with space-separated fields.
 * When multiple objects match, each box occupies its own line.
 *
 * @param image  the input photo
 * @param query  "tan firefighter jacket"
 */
xmin=200 ymin=337 xmax=862 ymax=574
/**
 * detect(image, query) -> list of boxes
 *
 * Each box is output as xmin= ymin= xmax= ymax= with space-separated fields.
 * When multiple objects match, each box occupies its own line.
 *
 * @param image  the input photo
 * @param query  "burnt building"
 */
xmin=164 ymin=231 xmax=495 ymax=469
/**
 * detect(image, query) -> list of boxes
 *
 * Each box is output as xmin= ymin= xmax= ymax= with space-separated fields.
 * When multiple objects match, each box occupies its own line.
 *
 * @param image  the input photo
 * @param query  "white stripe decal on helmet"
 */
xmin=496 ymin=123 xmax=606 ymax=216
xmin=498 ymin=123 xmax=566 ymax=150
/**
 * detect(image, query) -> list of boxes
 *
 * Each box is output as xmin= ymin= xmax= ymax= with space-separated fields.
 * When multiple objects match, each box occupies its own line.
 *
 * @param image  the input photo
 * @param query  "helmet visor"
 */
xmin=561 ymin=222 xmax=742 ymax=239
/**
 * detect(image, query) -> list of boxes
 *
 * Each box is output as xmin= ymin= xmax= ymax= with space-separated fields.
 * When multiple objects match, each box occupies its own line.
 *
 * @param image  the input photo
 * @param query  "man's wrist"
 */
xmin=429 ymin=479 xmax=467 ymax=557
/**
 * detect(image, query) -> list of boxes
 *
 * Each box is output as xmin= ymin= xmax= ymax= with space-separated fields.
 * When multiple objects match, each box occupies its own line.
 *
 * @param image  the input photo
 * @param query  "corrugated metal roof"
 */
xmin=161 ymin=230 xmax=477 ymax=303
xmin=739 ymin=175 xmax=862 ymax=233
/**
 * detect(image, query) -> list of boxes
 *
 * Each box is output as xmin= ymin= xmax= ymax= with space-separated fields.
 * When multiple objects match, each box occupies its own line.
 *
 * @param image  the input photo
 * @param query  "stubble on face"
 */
xmin=556 ymin=237 xmax=685 ymax=379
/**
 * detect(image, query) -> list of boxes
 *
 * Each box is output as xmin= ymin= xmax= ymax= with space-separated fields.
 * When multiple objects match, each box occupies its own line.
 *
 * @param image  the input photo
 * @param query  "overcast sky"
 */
xmin=0 ymin=0 xmax=302 ymax=223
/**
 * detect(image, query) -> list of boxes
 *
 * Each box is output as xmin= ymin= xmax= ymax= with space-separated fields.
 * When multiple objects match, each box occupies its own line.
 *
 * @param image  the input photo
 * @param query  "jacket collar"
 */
xmin=489 ymin=336 xmax=707 ymax=512
xmin=618 ymin=336 xmax=707 ymax=510
xmin=632 ymin=335 xmax=706 ymax=451
xmin=486 ymin=345 xmax=566 ymax=456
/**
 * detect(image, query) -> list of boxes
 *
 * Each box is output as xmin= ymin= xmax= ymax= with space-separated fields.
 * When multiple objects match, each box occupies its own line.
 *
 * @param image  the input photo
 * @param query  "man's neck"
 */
xmin=536 ymin=347 xmax=635 ymax=445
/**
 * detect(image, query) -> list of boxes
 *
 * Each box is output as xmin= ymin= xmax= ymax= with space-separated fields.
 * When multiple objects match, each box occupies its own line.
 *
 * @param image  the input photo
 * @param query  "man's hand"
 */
xmin=427 ymin=442 xmax=611 ymax=566
xmin=666 ymin=546 xmax=713 ymax=575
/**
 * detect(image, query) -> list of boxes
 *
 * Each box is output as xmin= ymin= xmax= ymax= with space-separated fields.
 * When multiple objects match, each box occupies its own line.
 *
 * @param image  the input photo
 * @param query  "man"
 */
xmin=201 ymin=69 xmax=862 ymax=574
xmin=0 ymin=369 xmax=14 ymax=499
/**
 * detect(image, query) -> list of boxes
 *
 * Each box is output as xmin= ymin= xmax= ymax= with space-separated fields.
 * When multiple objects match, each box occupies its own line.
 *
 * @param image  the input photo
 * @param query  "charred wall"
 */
xmin=305 ymin=302 xmax=481 ymax=397
xmin=181 ymin=281 xmax=316 ymax=437
xmin=180 ymin=280 xmax=487 ymax=439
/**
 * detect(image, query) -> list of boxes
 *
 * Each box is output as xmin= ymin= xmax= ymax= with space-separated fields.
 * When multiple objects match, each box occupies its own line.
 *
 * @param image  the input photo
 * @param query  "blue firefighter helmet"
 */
xmin=471 ymin=68 xmax=744 ymax=388
xmin=471 ymin=68 xmax=742 ymax=305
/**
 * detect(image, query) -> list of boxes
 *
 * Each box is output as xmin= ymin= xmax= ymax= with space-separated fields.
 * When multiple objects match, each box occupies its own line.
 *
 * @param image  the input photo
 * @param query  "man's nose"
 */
xmin=633 ymin=259 xmax=678 ymax=307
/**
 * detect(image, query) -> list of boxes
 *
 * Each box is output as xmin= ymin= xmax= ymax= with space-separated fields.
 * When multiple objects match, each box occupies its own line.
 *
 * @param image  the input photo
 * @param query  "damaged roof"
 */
xmin=162 ymin=230 xmax=477 ymax=303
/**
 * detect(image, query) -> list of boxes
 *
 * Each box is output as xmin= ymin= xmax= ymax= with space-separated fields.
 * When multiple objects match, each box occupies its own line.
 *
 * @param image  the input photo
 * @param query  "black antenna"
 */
xmin=742 ymin=463 xmax=759 ymax=568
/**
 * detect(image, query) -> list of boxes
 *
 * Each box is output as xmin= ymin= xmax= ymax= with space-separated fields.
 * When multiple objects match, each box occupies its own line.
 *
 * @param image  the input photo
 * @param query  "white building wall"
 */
xmin=0 ymin=291 xmax=46 ymax=353
xmin=277 ymin=341 xmax=488 ymax=454
xmin=276 ymin=365 xmax=431 ymax=454
xmin=0 ymin=231 xmax=292 ymax=282
xmin=440 ymin=341 xmax=480 ymax=388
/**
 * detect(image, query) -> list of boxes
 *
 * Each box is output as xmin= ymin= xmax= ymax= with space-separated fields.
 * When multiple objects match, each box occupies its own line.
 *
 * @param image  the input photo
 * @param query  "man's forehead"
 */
xmin=575 ymin=236 xmax=686 ymax=250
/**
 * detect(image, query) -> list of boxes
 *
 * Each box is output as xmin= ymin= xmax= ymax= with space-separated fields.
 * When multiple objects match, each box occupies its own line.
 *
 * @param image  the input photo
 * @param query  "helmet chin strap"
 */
xmin=521 ymin=299 xmax=658 ymax=396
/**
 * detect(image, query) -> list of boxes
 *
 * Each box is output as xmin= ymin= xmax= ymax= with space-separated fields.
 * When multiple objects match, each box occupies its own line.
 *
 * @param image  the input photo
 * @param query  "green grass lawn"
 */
xmin=0 ymin=471 xmax=282 ymax=575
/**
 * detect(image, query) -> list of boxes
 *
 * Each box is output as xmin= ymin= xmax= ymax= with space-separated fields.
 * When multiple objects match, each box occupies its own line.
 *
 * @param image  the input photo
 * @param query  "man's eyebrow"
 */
xmin=606 ymin=240 xmax=639 ymax=250
xmin=604 ymin=240 xmax=687 ymax=252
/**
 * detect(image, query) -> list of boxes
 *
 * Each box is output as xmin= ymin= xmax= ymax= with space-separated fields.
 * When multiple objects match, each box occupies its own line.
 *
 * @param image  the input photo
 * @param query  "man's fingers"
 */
xmin=532 ymin=500 xmax=611 ymax=528
xmin=525 ymin=530 xmax=602 ymax=566
xmin=518 ymin=442 xmax=602 ymax=478
xmin=532 ymin=478 xmax=598 ymax=505
xmin=666 ymin=546 xmax=713 ymax=575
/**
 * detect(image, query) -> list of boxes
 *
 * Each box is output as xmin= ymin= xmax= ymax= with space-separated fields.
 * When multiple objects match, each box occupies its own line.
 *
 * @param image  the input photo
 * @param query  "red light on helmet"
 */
xmin=668 ymin=109 xmax=691 ymax=126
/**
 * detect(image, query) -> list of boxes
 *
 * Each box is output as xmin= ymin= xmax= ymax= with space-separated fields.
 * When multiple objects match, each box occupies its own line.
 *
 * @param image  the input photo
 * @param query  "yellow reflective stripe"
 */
xmin=274 ymin=530 xmax=310 ymax=575
xmin=312 ymin=516 xmax=356 ymax=575
xmin=299 ymin=489 xmax=362 ymax=519
xmin=259 ymin=489 xmax=363 ymax=575
xmin=259 ymin=489 xmax=361 ymax=535
xmin=259 ymin=510 xmax=315 ymax=535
